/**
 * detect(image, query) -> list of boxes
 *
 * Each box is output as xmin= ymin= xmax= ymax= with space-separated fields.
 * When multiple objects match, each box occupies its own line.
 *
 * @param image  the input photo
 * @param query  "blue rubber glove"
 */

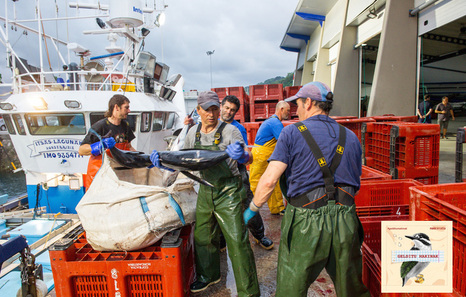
xmin=243 ymin=201 xmax=259 ymax=225
xmin=150 ymin=150 xmax=175 ymax=172
xmin=226 ymin=141 xmax=249 ymax=164
xmin=90 ymin=137 xmax=116 ymax=156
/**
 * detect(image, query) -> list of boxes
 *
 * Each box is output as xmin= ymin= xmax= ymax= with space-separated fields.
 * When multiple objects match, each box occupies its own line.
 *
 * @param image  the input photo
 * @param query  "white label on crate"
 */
xmin=111 ymin=268 xmax=118 ymax=279
xmin=380 ymin=221 xmax=452 ymax=293
xmin=128 ymin=263 xmax=151 ymax=269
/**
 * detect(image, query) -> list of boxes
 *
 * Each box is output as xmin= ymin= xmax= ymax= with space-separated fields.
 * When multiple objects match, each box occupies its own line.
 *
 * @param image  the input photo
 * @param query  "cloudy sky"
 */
xmin=0 ymin=0 xmax=298 ymax=93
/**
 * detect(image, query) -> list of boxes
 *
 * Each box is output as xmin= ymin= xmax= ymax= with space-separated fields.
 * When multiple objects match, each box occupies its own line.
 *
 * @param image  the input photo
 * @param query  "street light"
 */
xmin=206 ymin=50 xmax=215 ymax=89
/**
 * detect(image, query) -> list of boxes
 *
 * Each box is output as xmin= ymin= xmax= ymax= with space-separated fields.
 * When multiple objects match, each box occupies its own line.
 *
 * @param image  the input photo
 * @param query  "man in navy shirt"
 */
xmin=220 ymin=95 xmax=274 ymax=250
xmin=243 ymin=82 xmax=369 ymax=297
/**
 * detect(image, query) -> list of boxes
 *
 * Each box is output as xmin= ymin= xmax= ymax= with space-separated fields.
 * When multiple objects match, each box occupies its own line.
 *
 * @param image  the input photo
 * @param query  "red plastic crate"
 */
xmin=355 ymin=179 xmax=423 ymax=217
xmin=243 ymin=122 xmax=262 ymax=145
xmin=365 ymin=115 xmax=418 ymax=123
xmin=212 ymin=86 xmax=250 ymax=123
xmin=250 ymin=101 xmax=278 ymax=121
xmin=281 ymin=120 xmax=299 ymax=127
xmin=409 ymin=183 xmax=466 ymax=297
xmin=330 ymin=116 xmax=358 ymax=120
xmin=361 ymin=165 xmax=393 ymax=181
xmin=336 ymin=118 xmax=376 ymax=143
xmin=363 ymin=122 xmax=440 ymax=184
xmin=284 ymin=86 xmax=300 ymax=118
xmin=49 ymin=225 xmax=195 ymax=297
xmin=249 ymin=84 xmax=284 ymax=102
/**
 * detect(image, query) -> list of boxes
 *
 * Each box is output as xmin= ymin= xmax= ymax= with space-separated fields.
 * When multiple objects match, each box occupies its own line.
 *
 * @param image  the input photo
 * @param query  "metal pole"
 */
xmin=206 ymin=50 xmax=214 ymax=89
xmin=410 ymin=0 xmax=439 ymax=16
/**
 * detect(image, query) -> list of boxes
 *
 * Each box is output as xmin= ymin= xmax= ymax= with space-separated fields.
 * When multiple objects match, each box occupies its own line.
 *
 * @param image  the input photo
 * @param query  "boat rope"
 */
xmin=43 ymin=212 xmax=62 ymax=249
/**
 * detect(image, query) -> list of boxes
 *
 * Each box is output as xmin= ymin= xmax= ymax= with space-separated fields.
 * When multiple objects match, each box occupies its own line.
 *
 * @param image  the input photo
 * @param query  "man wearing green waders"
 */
xmin=244 ymin=82 xmax=369 ymax=297
xmin=151 ymin=91 xmax=259 ymax=296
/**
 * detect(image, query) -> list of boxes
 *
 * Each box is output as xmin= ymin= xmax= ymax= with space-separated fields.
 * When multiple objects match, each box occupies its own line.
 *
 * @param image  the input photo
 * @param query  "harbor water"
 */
xmin=0 ymin=170 xmax=26 ymax=198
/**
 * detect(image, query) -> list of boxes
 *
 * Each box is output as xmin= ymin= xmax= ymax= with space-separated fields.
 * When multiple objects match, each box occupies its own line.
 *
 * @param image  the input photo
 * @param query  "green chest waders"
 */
xmin=275 ymin=122 xmax=369 ymax=297
xmin=193 ymin=123 xmax=260 ymax=297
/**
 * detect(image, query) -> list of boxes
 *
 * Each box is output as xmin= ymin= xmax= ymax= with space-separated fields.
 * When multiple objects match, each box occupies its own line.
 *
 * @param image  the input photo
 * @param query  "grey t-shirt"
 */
xmin=184 ymin=121 xmax=245 ymax=176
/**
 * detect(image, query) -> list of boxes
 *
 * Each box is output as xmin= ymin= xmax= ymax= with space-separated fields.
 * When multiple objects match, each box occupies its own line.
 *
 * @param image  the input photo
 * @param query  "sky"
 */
xmin=0 ymin=0 xmax=298 ymax=93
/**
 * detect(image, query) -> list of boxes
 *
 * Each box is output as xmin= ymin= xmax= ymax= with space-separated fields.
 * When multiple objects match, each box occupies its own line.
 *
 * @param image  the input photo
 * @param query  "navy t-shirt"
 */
xmin=269 ymin=114 xmax=362 ymax=198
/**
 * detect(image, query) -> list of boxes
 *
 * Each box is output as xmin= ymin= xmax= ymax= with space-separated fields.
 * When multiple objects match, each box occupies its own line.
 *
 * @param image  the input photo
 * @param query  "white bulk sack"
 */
xmin=76 ymin=154 xmax=197 ymax=251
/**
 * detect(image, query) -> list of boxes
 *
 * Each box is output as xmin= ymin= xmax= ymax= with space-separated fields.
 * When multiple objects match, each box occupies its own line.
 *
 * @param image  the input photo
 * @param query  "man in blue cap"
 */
xmin=243 ymin=82 xmax=369 ymax=297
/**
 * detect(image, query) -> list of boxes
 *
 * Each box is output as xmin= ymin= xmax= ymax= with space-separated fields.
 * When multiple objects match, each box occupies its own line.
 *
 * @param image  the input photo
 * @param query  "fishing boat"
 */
xmin=0 ymin=0 xmax=187 ymax=214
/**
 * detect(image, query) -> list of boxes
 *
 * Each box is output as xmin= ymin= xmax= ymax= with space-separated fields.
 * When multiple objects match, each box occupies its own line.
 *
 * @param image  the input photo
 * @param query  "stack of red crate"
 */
xmin=336 ymin=117 xmax=376 ymax=143
xmin=283 ymin=86 xmax=300 ymax=119
xmin=249 ymin=84 xmax=284 ymax=122
xmin=409 ymin=182 xmax=466 ymax=297
xmin=212 ymin=86 xmax=250 ymax=123
xmin=363 ymin=121 xmax=440 ymax=184
xmin=49 ymin=225 xmax=195 ymax=297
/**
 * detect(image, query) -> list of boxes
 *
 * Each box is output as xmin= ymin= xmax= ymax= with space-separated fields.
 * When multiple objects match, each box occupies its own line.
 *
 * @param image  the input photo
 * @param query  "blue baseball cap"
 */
xmin=285 ymin=82 xmax=331 ymax=103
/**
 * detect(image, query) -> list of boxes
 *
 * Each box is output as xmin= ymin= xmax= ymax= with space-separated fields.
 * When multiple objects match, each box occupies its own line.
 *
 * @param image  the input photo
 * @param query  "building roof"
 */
xmin=280 ymin=0 xmax=338 ymax=52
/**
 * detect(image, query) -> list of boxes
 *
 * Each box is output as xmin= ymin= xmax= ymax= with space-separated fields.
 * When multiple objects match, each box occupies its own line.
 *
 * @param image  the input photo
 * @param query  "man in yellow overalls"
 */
xmin=249 ymin=101 xmax=290 ymax=214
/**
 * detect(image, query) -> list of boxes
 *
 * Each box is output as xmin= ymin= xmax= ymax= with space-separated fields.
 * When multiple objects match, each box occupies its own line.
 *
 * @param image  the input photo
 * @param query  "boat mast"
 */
xmin=36 ymin=0 xmax=44 ymax=90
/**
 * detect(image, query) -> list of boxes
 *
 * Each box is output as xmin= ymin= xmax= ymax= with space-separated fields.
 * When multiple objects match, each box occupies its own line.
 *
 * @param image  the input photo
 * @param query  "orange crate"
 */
xmin=250 ymin=101 xmax=278 ymax=121
xmin=249 ymin=84 xmax=284 ymax=102
xmin=243 ymin=122 xmax=261 ymax=145
xmin=284 ymin=86 xmax=300 ymax=118
xmin=409 ymin=183 xmax=466 ymax=297
xmin=49 ymin=225 xmax=195 ymax=297
xmin=361 ymin=165 xmax=392 ymax=181
xmin=365 ymin=115 xmax=418 ymax=123
xmin=355 ymin=179 xmax=423 ymax=217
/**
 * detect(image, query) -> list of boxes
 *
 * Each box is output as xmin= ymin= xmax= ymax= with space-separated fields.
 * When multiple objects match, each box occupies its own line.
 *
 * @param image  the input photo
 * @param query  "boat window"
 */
xmin=165 ymin=112 xmax=176 ymax=129
xmin=12 ymin=114 xmax=26 ymax=135
xmin=153 ymin=112 xmax=164 ymax=131
xmin=25 ymin=113 xmax=86 ymax=135
xmin=141 ymin=112 xmax=152 ymax=132
xmin=90 ymin=113 xmax=137 ymax=132
xmin=1 ymin=115 xmax=16 ymax=134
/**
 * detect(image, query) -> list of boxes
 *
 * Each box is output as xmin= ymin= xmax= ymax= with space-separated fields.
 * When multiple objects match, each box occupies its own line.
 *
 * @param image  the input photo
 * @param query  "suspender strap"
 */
xmin=195 ymin=123 xmax=202 ymax=144
xmin=329 ymin=125 xmax=346 ymax=174
xmin=195 ymin=122 xmax=228 ymax=145
xmin=293 ymin=122 xmax=346 ymax=200
xmin=214 ymin=122 xmax=227 ymax=145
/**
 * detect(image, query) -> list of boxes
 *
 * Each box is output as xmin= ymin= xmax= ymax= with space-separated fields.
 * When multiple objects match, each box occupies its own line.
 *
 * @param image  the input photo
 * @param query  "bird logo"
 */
xmin=400 ymin=233 xmax=432 ymax=286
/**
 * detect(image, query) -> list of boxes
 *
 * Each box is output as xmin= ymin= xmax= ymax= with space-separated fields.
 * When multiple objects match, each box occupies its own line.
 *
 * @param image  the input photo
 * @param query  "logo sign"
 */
xmin=381 ymin=221 xmax=452 ymax=293
xmin=27 ymin=138 xmax=83 ymax=159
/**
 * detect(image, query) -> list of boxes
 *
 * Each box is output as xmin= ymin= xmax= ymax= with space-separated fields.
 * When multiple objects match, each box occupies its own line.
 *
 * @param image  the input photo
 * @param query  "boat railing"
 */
xmin=13 ymin=70 xmax=149 ymax=94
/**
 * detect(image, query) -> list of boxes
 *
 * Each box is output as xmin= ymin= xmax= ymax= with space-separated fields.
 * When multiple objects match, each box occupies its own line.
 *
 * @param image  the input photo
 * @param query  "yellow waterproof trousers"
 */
xmin=249 ymin=144 xmax=284 ymax=214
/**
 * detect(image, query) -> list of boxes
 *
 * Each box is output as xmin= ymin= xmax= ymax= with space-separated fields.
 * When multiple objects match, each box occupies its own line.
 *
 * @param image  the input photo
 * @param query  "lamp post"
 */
xmin=206 ymin=50 xmax=215 ymax=89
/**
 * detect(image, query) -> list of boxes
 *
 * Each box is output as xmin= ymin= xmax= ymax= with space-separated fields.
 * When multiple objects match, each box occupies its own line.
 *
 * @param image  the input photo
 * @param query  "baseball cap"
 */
xmin=285 ymin=81 xmax=332 ymax=103
xmin=198 ymin=91 xmax=220 ymax=110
